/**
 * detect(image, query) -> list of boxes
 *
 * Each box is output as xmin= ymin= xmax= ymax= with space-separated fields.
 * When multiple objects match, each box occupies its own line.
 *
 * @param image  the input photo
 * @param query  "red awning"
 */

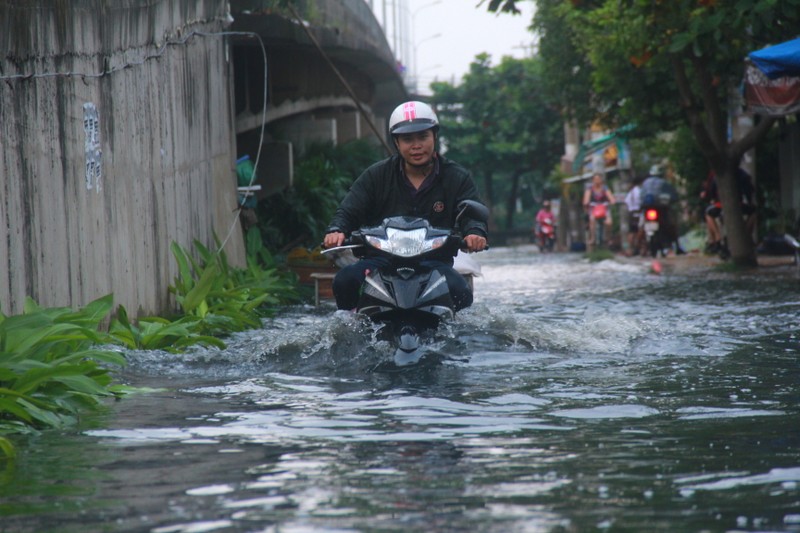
xmin=744 ymin=62 xmax=800 ymax=117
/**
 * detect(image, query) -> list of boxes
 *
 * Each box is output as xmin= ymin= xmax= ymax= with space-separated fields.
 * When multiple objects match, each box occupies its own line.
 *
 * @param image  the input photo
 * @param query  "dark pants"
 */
xmin=332 ymin=257 xmax=473 ymax=311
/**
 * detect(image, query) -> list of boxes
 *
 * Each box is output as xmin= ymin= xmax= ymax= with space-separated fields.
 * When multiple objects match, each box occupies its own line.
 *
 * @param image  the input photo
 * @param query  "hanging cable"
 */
xmin=201 ymin=31 xmax=269 ymax=254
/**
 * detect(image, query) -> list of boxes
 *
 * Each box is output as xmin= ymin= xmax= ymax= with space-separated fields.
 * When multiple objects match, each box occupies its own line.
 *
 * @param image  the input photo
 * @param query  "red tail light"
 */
xmin=644 ymin=208 xmax=659 ymax=222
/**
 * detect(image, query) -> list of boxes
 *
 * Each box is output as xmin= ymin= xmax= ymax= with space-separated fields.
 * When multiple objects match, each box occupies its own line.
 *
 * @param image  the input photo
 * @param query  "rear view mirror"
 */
xmin=456 ymin=200 xmax=489 ymax=223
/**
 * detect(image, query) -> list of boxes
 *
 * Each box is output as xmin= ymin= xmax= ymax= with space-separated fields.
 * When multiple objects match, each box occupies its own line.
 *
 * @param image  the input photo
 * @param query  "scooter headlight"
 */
xmin=366 ymin=228 xmax=446 ymax=257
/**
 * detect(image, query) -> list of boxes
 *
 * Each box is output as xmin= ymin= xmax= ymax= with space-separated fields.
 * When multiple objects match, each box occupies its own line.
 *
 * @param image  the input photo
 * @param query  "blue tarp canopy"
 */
xmin=745 ymin=37 xmax=800 ymax=116
xmin=749 ymin=37 xmax=800 ymax=79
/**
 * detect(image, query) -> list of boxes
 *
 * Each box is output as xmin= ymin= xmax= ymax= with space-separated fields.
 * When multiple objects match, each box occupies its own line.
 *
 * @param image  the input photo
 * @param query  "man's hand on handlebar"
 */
xmin=463 ymin=234 xmax=487 ymax=253
xmin=323 ymin=232 xmax=345 ymax=249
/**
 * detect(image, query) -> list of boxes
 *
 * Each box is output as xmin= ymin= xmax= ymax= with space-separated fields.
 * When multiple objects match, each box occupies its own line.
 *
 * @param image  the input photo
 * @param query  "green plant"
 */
xmin=585 ymin=249 xmax=615 ymax=262
xmin=0 ymin=236 xmax=301 ymax=459
xmin=108 ymin=306 xmax=225 ymax=352
xmin=0 ymin=295 xmax=126 ymax=458
xmin=167 ymin=239 xmax=299 ymax=338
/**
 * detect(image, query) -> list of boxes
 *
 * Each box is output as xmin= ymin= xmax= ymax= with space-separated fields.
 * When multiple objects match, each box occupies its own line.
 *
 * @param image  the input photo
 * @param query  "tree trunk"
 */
xmin=716 ymin=167 xmax=757 ymax=267
xmin=482 ymin=169 xmax=494 ymax=206
xmin=482 ymin=170 xmax=497 ymax=231
xmin=505 ymin=170 xmax=523 ymax=230
xmin=670 ymin=52 xmax=775 ymax=267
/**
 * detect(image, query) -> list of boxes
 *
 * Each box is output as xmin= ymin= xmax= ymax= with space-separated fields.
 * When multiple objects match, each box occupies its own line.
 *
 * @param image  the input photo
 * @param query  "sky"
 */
xmin=402 ymin=0 xmax=537 ymax=93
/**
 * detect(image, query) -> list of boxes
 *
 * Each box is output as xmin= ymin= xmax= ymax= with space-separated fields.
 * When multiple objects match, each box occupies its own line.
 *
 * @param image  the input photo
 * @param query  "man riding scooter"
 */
xmin=323 ymin=100 xmax=488 ymax=311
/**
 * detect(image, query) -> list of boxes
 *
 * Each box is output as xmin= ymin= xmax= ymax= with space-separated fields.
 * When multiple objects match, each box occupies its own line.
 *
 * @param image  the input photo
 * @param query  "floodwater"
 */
xmin=2 ymin=247 xmax=799 ymax=533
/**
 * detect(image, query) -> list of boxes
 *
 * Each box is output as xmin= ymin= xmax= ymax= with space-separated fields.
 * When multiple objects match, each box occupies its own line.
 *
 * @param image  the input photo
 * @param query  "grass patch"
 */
xmin=585 ymin=249 xmax=616 ymax=262
xmin=712 ymin=260 xmax=755 ymax=273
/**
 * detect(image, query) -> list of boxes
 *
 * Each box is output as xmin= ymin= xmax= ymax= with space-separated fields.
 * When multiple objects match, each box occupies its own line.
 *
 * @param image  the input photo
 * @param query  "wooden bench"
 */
xmin=309 ymin=272 xmax=336 ymax=306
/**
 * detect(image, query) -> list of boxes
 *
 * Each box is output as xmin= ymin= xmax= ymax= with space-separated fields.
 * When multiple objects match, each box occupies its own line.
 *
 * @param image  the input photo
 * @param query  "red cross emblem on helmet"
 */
xmin=403 ymin=102 xmax=417 ymax=121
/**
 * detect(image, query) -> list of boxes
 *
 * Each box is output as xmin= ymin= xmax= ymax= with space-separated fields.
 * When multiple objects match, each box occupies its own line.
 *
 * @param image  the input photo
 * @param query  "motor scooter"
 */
xmin=642 ymin=206 xmax=670 ymax=257
xmin=588 ymin=201 xmax=609 ymax=249
xmin=322 ymin=200 xmax=489 ymax=368
xmin=535 ymin=218 xmax=556 ymax=252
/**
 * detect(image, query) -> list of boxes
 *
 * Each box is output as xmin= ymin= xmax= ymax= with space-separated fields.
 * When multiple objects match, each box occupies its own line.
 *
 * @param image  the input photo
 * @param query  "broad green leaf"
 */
xmin=170 ymin=241 xmax=195 ymax=293
xmin=182 ymin=262 xmax=219 ymax=314
xmin=16 ymin=398 xmax=67 ymax=428
xmin=115 ymin=304 xmax=132 ymax=329
xmin=107 ymin=326 xmax=137 ymax=349
xmin=0 ymin=436 xmax=15 ymax=458
xmin=22 ymin=297 xmax=43 ymax=314
xmin=2 ymin=322 xmax=81 ymax=357
xmin=173 ymin=335 xmax=226 ymax=350
xmin=0 ymin=397 xmax=34 ymax=422
xmin=81 ymin=293 xmax=114 ymax=321
xmin=54 ymin=349 xmax=126 ymax=367
xmin=193 ymin=239 xmax=213 ymax=263
xmin=12 ymin=365 xmax=91 ymax=395
xmin=55 ymin=294 xmax=113 ymax=327
xmin=53 ymin=375 xmax=110 ymax=396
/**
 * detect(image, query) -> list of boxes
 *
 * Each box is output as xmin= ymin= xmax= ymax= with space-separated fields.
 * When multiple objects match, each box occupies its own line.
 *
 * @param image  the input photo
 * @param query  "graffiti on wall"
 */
xmin=83 ymin=102 xmax=102 ymax=191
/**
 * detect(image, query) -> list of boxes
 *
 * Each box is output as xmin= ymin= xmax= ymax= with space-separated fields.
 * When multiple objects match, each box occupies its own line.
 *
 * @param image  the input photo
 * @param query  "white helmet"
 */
xmin=389 ymin=101 xmax=439 ymax=135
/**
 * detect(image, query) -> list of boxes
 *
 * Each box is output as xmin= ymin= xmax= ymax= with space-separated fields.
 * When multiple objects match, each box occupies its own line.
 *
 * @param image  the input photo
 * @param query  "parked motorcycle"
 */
xmin=322 ymin=200 xmax=489 ymax=368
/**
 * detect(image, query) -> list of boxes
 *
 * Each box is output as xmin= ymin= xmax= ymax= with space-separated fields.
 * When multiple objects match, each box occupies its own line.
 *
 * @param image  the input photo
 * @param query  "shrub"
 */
xmin=0 ymin=295 xmax=126 ymax=458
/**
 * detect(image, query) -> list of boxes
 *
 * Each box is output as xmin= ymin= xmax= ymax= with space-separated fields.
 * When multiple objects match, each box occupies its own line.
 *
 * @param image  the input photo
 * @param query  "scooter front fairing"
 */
xmin=357 ymin=266 xmax=455 ymax=325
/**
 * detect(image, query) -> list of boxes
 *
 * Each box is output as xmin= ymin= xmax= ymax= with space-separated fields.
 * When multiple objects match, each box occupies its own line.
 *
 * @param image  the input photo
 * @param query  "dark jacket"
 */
xmin=327 ymin=154 xmax=488 ymax=260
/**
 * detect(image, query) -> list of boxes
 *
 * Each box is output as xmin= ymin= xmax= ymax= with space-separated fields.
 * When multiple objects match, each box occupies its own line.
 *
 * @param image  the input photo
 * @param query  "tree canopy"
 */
xmin=429 ymin=54 xmax=563 ymax=229
xmin=490 ymin=0 xmax=800 ymax=265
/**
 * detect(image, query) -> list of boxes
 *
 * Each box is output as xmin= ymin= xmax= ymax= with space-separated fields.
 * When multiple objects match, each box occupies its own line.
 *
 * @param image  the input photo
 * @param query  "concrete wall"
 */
xmin=0 ymin=0 xmax=245 ymax=316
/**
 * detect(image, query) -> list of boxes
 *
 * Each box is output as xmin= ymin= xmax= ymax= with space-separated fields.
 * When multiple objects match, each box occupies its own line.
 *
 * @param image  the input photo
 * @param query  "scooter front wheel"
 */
xmin=649 ymin=236 xmax=659 ymax=257
xmin=394 ymin=325 xmax=422 ymax=367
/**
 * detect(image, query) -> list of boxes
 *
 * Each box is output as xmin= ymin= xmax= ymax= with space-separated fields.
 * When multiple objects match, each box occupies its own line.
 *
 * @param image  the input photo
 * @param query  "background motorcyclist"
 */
xmin=641 ymin=165 xmax=684 ymax=254
xmin=323 ymin=100 xmax=488 ymax=311
xmin=701 ymin=168 xmax=757 ymax=253
xmin=582 ymin=173 xmax=616 ymax=249
xmin=534 ymin=200 xmax=556 ymax=252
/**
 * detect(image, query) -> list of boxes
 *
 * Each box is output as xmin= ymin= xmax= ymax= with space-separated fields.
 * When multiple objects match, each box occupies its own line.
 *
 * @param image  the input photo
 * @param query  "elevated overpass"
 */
xmin=230 ymin=0 xmax=409 ymax=194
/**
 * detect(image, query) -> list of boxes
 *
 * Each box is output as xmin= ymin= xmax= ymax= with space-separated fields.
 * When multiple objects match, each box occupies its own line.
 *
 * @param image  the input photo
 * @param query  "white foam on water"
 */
xmin=676 ymin=467 xmax=800 ymax=492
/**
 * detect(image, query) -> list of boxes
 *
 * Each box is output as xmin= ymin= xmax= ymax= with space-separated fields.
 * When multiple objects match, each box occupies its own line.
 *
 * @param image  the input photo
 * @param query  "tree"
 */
xmin=492 ymin=0 xmax=800 ymax=266
xmin=429 ymin=55 xmax=563 ymax=229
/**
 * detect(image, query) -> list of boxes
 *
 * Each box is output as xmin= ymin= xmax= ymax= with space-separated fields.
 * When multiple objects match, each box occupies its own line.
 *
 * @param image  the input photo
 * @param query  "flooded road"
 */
xmin=2 ymin=247 xmax=799 ymax=532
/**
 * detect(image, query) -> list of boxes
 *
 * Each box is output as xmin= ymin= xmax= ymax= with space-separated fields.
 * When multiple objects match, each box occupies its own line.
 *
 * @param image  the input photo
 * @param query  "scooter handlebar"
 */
xmin=320 ymin=244 xmax=364 ymax=255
